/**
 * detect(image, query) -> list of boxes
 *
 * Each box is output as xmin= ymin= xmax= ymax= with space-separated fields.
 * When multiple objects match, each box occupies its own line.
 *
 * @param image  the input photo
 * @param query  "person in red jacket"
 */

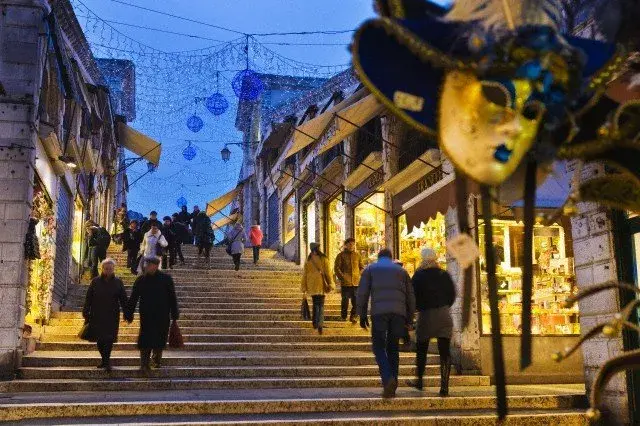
xmin=248 ymin=222 xmax=264 ymax=264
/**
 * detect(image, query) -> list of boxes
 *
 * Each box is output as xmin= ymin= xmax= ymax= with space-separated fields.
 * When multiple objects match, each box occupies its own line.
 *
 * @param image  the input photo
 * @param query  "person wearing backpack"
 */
xmin=225 ymin=222 xmax=245 ymax=271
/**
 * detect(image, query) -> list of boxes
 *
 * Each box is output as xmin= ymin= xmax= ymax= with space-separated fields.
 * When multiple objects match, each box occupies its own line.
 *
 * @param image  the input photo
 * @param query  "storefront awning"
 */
xmin=344 ymin=151 xmax=383 ymax=190
xmin=117 ymin=123 xmax=162 ymax=166
xmin=285 ymin=88 xmax=367 ymax=159
xmin=206 ymin=186 xmax=241 ymax=216
xmin=317 ymin=95 xmax=385 ymax=155
xmin=403 ymin=176 xmax=457 ymax=231
xmin=258 ymin=122 xmax=293 ymax=158
xmin=211 ymin=213 xmax=239 ymax=230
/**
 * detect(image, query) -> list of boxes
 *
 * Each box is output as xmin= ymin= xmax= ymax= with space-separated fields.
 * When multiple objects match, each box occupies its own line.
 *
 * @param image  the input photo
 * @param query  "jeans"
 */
xmin=371 ymin=313 xmax=405 ymax=385
xmin=175 ymin=243 xmax=184 ymax=263
xmin=252 ymin=245 xmax=260 ymax=263
xmin=311 ymin=295 xmax=325 ymax=329
xmin=126 ymin=248 xmax=139 ymax=274
xmin=232 ymin=253 xmax=241 ymax=271
xmin=341 ymin=286 xmax=357 ymax=320
xmin=97 ymin=337 xmax=114 ymax=365
xmin=89 ymin=247 xmax=99 ymax=278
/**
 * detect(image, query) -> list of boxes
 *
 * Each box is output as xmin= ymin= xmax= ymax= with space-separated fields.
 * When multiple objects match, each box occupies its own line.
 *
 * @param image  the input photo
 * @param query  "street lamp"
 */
xmin=221 ymin=146 xmax=231 ymax=162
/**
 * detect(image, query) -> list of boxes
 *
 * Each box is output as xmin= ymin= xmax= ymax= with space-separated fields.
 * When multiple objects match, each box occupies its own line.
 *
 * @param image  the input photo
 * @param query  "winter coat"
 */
xmin=176 ymin=208 xmax=191 ymax=225
xmin=113 ymin=208 xmax=129 ymax=235
xmin=161 ymin=225 xmax=176 ymax=248
xmin=82 ymin=275 xmax=128 ymax=342
xmin=334 ymin=250 xmax=364 ymax=287
xmin=248 ymin=225 xmax=263 ymax=247
xmin=194 ymin=213 xmax=214 ymax=247
xmin=126 ymin=271 xmax=179 ymax=349
xmin=225 ymin=224 xmax=245 ymax=255
xmin=122 ymin=228 xmax=142 ymax=253
xmin=301 ymin=253 xmax=334 ymax=296
xmin=89 ymin=227 xmax=111 ymax=259
xmin=357 ymin=257 xmax=415 ymax=320
xmin=170 ymin=222 xmax=188 ymax=243
xmin=140 ymin=218 xmax=161 ymax=235
xmin=190 ymin=210 xmax=202 ymax=230
xmin=140 ymin=230 xmax=168 ymax=258
xmin=412 ymin=266 xmax=456 ymax=311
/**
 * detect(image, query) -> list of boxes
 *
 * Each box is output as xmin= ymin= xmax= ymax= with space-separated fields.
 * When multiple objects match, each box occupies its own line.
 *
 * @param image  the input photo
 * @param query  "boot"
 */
xmin=152 ymin=349 xmax=163 ymax=369
xmin=439 ymin=359 xmax=451 ymax=397
xmin=139 ymin=349 xmax=151 ymax=374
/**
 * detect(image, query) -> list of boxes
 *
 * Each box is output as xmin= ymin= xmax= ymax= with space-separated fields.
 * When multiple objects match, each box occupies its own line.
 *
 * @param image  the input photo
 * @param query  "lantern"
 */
xmin=206 ymin=93 xmax=229 ymax=116
xmin=182 ymin=142 xmax=197 ymax=161
xmin=232 ymin=69 xmax=264 ymax=101
xmin=176 ymin=197 xmax=187 ymax=208
xmin=221 ymin=146 xmax=231 ymax=162
xmin=186 ymin=115 xmax=204 ymax=133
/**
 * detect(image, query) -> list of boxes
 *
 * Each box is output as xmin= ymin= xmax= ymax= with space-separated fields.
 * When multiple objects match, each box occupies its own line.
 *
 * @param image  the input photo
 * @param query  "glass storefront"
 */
xmin=398 ymin=212 xmax=447 ymax=276
xmin=301 ymin=198 xmax=317 ymax=259
xmin=71 ymin=196 xmax=84 ymax=268
xmin=326 ymin=195 xmax=346 ymax=263
xmin=478 ymin=217 xmax=579 ymax=335
xmin=283 ymin=192 xmax=296 ymax=244
xmin=354 ymin=192 xmax=385 ymax=265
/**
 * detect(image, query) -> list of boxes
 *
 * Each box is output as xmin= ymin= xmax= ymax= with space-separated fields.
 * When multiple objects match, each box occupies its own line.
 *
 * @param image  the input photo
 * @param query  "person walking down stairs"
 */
xmin=357 ymin=249 xmax=415 ymax=399
xmin=334 ymin=237 xmax=364 ymax=324
xmin=126 ymin=256 xmax=180 ymax=374
xmin=122 ymin=220 xmax=142 ymax=275
xmin=225 ymin=222 xmax=245 ymax=271
xmin=407 ymin=248 xmax=456 ymax=396
xmin=248 ymin=222 xmax=263 ymax=264
xmin=301 ymin=243 xmax=334 ymax=335
xmin=82 ymin=258 xmax=128 ymax=373
xmin=138 ymin=222 xmax=168 ymax=273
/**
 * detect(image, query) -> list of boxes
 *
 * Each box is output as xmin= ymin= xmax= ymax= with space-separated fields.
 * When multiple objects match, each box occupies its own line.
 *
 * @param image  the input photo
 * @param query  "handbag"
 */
xmin=168 ymin=320 xmax=184 ymax=348
xmin=78 ymin=322 xmax=95 ymax=342
xmin=301 ymin=297 xmax=311 ymax=320
xmin=226 ymin=231 xmax=241 ymax=256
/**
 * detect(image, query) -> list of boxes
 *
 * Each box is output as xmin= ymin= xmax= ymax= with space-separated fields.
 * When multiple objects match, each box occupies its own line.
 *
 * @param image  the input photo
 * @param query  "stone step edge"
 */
xmin=0 ymin=394 xmax=587 ymax=422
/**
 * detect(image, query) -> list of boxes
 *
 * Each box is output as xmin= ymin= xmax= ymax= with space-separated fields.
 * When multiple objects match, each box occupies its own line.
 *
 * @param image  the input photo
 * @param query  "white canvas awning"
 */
xmin=211 ymin=213 xmax=239 ymax=230
xmin=317 ymin=94 xmax=384 ymax=155
xmin=285 ymin=88 xmax=367 ymax=159
xmin=117 ymin=123 xmax=162 ymax=166
xmin=206 ymin=186 xmax=241 ymax=216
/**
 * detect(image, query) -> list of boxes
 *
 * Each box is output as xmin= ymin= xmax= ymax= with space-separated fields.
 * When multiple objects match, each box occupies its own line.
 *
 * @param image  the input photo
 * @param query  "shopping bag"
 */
xmin=78 ymin=322 xmax=95 ymax=342
xmin=301 ymin=297 xmax=311 ymax=320
xmin=168 ymin=320 xmax=184 ymax=348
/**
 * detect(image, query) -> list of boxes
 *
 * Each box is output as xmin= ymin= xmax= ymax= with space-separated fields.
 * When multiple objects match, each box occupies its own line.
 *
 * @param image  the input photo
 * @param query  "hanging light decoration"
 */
xmin=186 ymin=114 xmax=204 ymax=133
xmin=182 ymin=142 xmax=197 ymax=161
xmin=232 ymin=37 xmax=263 ymax=101
xmin=176 ymin=196 xmax=187 ymax=208
xmin=221 ymin=146 xmax=231 ymax=162
xmin=206 ymin=72 xmax=229 ymax=116
xmin=232 ymin=69 xmax=264 ymax=101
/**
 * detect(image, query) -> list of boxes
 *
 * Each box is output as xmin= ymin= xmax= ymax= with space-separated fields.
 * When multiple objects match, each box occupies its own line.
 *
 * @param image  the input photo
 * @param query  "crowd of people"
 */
xmin=301 ymin=240 xmax=456 ymax=400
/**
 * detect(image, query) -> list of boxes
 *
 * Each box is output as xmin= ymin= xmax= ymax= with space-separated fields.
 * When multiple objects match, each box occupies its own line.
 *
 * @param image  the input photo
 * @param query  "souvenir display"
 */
xmin=353 ymin=0 xmax=636 ymax=419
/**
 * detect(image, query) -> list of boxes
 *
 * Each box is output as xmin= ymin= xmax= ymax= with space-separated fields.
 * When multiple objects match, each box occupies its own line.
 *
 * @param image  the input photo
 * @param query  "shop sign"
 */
xmin=393 ymin=166 xmax=445 ymax=213
xmin=352 ymin=167 xmax=384 ymax=201
xmin=417 ymin=167 xmax=444 ymax=193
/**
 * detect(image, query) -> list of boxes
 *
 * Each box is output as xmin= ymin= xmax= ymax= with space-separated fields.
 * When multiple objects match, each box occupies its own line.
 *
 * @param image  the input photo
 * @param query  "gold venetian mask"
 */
xmin=439 ymin=71 xmax=543 ymax=186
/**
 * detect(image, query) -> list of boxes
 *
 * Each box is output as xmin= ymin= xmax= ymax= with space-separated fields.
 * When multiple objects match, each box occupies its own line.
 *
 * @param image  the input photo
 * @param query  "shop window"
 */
xmin=318 ymin=142 xmax=343 ymax=171
xmin=301 ymin=198 xmax=317 ymax=259
xmin=478 ymin=218 xmax=579 ymax=335
xmin=398 ymin=213 xmax=447 ymax=276
xmin=283 ymin=192 xmax=296 ymax=244
xmin=326 ymin=195 xmax=346 ymax=263
xmin=354 ymin=192 xmax=386 ymax=265
xmin=71 ymin=197 xmax=85 ymax=266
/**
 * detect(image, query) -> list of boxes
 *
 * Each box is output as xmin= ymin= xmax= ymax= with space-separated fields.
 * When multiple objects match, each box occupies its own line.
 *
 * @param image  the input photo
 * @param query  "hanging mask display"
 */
xmin=355 ymin=0 xmax=636 ymax=420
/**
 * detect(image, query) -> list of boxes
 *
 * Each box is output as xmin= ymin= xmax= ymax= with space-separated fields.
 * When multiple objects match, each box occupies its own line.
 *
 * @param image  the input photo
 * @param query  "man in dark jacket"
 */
xmin=175 ymin=206 xmax=191 ymax=226
xmin=334 ymin=238 xmax=364 ymax=323
xmin=141 ymin=211 xmax=161 ymax=234
xmin=122 ymin=220 xmax=143 ymax=274
xmin=357 ymin=249 xmax=416 ymax=399
xmin=126 ymin=256 xmax=179 ymax=373
xmin=171 ymin=213 xmax=187 ymax=264
xmin=82 ymin=258 xmax=128 ymax=371
xmin=190 ymin=206 xmax=202 ymax=244
xmin=88 ymin=225 xmax=111 ymax=278
xmin=161 ymin=216 xmax=177 ymax=269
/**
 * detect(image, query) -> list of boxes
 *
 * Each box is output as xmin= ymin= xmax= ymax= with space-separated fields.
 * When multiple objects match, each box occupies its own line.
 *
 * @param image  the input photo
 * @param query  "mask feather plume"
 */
xmin=447 ymin=0 xmax=562 ymax=31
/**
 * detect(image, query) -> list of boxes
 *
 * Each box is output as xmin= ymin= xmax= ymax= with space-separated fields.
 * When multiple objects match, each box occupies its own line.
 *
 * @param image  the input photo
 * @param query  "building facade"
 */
xmin=0 ymin=0 xmax=133 ymax=378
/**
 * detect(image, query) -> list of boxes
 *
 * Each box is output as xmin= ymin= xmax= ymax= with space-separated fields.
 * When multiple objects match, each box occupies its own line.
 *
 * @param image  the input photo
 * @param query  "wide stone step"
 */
xmin=45 ymin=319 xmax=353 ymax=328
xmin=18 ymin=365 xmax=432 ymax=380
xmin=50 ymin=312 xmax=347 ymax=321
xmin=0 ymin=375 xmax=490 ymax=393
xmin=41 ymin=333 xmax=372 ymax=343
xmin=64 ymin=300 xmax=332 ymax=309
xmin=42 ymin=326 xmax=367 ymax=336
xmin=8 ymin=411 xmax=590 ymax=426
xmin=36 ymin=342 xmax=375 ymax=352
xmin=21 ymin=351 xmax=427 ymax=368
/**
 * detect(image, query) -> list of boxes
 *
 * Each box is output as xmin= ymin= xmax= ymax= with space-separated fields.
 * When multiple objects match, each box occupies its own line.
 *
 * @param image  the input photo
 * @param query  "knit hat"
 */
xmin=421 ymin=247 xmax=437 ymax=262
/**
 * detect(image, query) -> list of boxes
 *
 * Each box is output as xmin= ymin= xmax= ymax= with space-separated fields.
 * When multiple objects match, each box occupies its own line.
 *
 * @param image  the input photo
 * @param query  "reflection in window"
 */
xmin=283 ymin=192 xmax=296 ymax=244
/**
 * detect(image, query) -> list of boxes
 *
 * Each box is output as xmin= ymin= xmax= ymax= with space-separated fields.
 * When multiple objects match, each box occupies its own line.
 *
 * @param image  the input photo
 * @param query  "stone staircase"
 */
xmin=0 ymin=245 xmax=589 ymax=424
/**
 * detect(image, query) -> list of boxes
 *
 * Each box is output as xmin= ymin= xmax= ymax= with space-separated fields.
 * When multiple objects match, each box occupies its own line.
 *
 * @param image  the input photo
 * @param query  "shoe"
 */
xmin=382 ymin=378 xmax=398 ymax=399
xmin=138 ymin=366 xmax=151 ymax=375
xmin=96 ymin=363 xmax=106 ymax=369
xmin=318 ymin=327 xmax=323 ymax=335
xmin=439 ymin=360 xmax=451 ymax=397
xmin=350 ymin=316 xmax=358 ymax=324
xmin=406 ymin=378 xmax=423 ymax=391
xmin=104 ymin=363 xmax=112 ymax=373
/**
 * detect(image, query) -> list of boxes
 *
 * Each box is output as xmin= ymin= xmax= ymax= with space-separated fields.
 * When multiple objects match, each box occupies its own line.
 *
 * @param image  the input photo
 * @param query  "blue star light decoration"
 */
xmin=182 ymin=142 xmax=197 ymax=161
xmin=176 ymin=197 xmax=187 ymax=208
xmin=187 ymin=115 xmax=204 ymax=133
xmin=232 ymin=69 xmax=264 ymax=101
xmin=206 ymin=93 xmax=229 ymax=116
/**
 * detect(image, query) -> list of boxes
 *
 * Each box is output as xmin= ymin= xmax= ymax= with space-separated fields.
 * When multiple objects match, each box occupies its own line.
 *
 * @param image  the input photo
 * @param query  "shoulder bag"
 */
xmin=310 ymin=257 xmax=333 ymax=293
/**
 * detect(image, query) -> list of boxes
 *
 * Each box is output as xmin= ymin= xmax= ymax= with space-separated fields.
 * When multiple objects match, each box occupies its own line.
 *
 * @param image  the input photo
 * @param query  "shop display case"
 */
xmin=354 ymin=193 xmax=386 ymax=265
xmin=398 ymin=213 xmax=447 ymax=276
xmin=478 ymin=218 xmax=580 ymax=335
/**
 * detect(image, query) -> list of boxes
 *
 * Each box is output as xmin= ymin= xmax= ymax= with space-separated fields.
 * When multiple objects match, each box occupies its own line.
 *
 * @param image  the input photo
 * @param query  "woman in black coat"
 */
xmin=126 ymin=256 xmax=179 ymax=372
xmin=408 ymin=248 xmax=456 ymax=396
xmin=82 ymin=258 xmax=128 ymax=371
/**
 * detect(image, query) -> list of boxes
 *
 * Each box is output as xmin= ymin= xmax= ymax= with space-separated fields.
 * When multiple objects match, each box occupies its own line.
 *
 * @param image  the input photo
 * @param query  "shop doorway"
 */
xmin=354 ymin=192 xmax=385 ymax=266
xmin=326 ymin=195 xmax=346 ymax=264
xmin=301 ymin=197 xmax=316 ymax=260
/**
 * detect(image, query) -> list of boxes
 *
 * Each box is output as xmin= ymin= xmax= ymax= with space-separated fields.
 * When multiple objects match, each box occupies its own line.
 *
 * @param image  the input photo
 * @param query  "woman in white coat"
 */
xmin=138 ymin=222 xmax=168 ymax=273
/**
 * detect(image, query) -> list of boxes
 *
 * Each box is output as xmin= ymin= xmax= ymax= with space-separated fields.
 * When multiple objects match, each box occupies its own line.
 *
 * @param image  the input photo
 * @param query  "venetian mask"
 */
xmin=439 ymin=71 xmax=543 ymax=186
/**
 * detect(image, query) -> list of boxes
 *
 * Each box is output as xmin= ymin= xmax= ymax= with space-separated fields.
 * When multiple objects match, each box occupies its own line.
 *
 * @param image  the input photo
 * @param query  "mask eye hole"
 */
xmin=481 ymin=81 xmax=512 ymax=108
xmin=522 ymin=101 xmax=545 ymax=121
